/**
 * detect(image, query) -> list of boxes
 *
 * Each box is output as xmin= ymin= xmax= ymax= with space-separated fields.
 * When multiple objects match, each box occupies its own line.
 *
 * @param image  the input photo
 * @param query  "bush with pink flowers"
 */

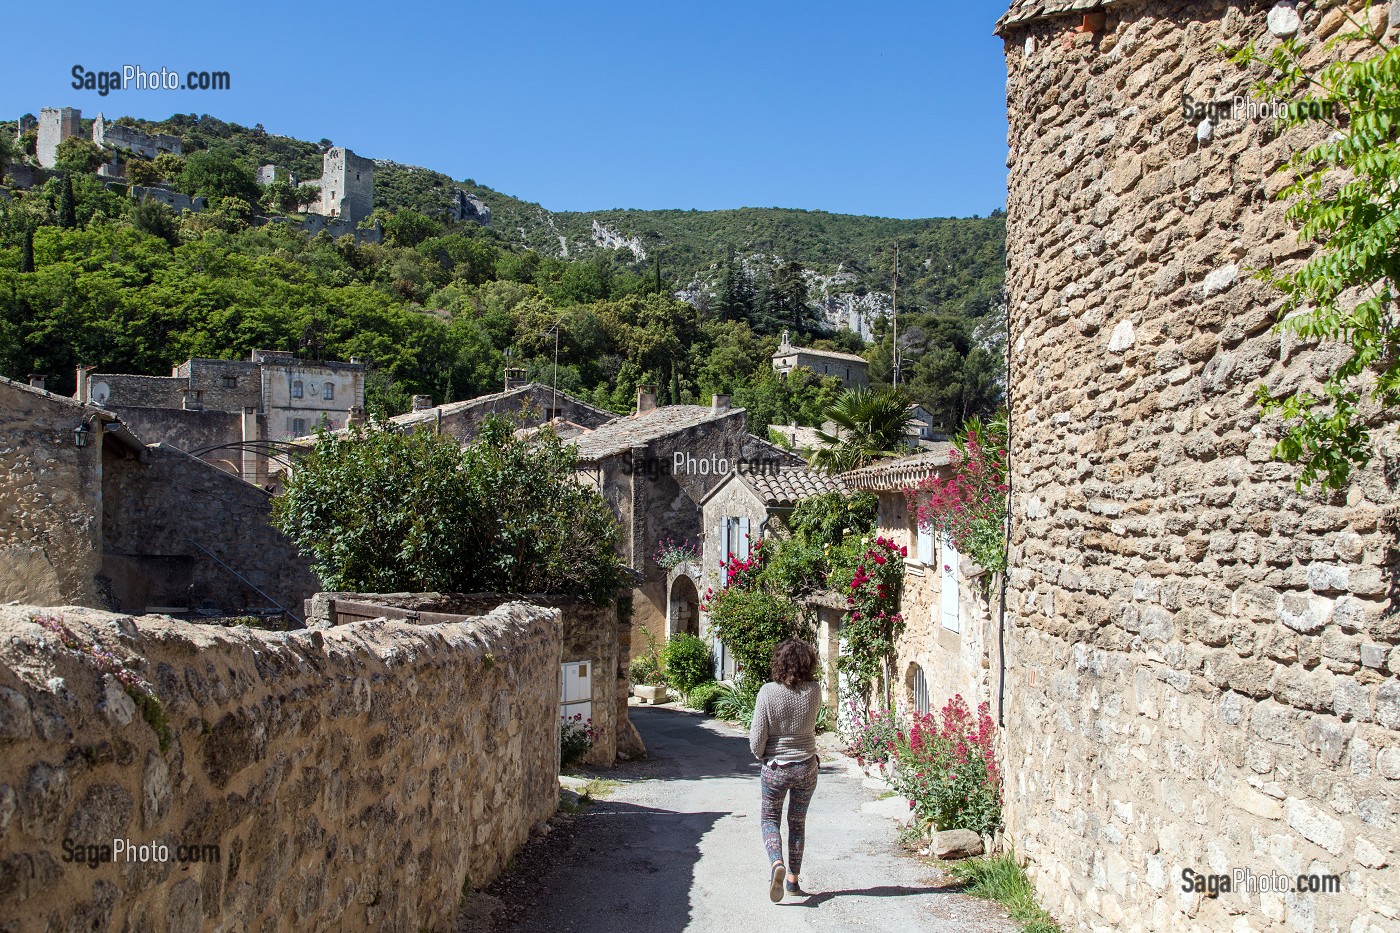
xmin=904 ymin=412 xmax=1008 ymax=576
xmin=828 ymin=535 xmax=906 ymax=702
xmin=889 ymin=694 xmax=1002 ymax=836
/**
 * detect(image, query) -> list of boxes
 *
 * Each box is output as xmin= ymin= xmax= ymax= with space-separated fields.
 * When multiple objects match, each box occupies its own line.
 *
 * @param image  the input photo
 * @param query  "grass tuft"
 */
xmin=945 ymin=851 xmax=1061 ymax=933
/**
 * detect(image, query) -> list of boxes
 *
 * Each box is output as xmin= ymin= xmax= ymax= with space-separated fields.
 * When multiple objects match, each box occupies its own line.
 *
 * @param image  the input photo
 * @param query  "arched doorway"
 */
xmin=666 ymin=568 xmax=701 ymax=638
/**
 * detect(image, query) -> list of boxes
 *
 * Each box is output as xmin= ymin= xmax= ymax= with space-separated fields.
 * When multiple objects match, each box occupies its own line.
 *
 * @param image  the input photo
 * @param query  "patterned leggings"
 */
xmin=759 ymin=756 xmax=819 ymax=874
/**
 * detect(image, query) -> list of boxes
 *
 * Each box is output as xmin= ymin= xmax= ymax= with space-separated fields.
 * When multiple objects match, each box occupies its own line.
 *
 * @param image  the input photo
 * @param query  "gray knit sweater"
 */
xmin=749 ymin=680 xmax=821 ymax=765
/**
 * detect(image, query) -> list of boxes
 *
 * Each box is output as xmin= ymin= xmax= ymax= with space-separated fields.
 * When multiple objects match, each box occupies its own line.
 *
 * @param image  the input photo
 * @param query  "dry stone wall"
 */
xmin=999 ymin=1 xmax=1398 ymax=930
xmin=0 ymin=601 xmax=560 ymax=932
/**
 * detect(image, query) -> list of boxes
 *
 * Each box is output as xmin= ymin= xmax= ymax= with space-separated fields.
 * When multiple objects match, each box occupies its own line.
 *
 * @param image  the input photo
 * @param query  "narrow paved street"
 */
xmin=478 ymin=706 xmax=1018 ymax=933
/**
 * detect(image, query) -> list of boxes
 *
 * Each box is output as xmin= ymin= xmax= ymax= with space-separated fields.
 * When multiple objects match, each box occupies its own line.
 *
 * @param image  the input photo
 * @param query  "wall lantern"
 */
xmin=74 ymin=419 xmax=93 ymax=448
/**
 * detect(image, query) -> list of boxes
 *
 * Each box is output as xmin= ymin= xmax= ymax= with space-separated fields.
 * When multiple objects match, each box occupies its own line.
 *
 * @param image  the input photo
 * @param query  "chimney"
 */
xmin=637 ymin=385 xmax=657 ymax=414
xmin=711 ymin=394 xmax=731 ymax=413
xmin=75 ymin=365 xmax=91 ymax=403
xmin=28 ymin=374 xmax=45 ymax=391
xmin=411 ymin=395 xmax=434 ymax=412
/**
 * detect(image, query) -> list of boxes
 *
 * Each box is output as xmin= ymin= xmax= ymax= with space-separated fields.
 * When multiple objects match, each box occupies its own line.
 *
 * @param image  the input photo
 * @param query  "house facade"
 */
xmin=573 ymin=389 xmax=803 ymax=654
xmin=1 ymin=376 xmax=318 ymax=618
xmin=840 ymin=448 xmax=997 ymax=720
xmin=79 ymin=351 xmax=366 ymax=485
xmin=996 ymin=2 xmax=1398 ymax=931
xmin=696 ymin=466 xmax=847 ymax=684
xmin=772 ymin=330 xmax=870 ymax=388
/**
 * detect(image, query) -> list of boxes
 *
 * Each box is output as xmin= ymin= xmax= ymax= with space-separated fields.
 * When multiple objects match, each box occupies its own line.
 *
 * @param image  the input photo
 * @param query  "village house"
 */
xmin=77 ymin=351 xmax=366 ymax=486
xmin=994 ymin=1 xmax=1399 ymax=930
xmin=388 ymin=382 xmax=615 ymax=442
xmin=838 ymin=447 xmax=998 ymax=721
xmin=695 ymin=466 xmax=848 ymax=681
xmin=571 ymin=387 xmax=803 ymax=653
xmin=771 ymin=329 xmax=870 ymax=388
xmin=0 ymin=375 xmax=318 ymax=618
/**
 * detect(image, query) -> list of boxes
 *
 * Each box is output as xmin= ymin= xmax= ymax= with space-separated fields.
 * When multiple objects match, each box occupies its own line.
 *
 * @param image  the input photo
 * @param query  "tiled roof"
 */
xmin=745 ymin=468 xmax=847 ymax=508
xmin=391 ymin=383 xmax=612 ymax=429
xmin=839 ymin=444 xmax=953 ymax=491
xmin=774 ymin=344 xmax=869 ymax=365
xmin=994 ymin=0 xmax=1117 ymax=35
xmin=571 ymin=405 xmax=741 ymax=461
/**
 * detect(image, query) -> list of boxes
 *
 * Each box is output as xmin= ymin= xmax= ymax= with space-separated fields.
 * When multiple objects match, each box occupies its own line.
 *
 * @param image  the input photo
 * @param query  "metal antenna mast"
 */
xmin=892 ymin=242 xmax=900 ymax=386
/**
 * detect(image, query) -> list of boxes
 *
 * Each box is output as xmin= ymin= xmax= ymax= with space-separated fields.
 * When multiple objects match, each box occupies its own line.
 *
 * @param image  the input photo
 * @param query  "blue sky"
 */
xmin=3 ymin=1 xmax=1010 ymax=219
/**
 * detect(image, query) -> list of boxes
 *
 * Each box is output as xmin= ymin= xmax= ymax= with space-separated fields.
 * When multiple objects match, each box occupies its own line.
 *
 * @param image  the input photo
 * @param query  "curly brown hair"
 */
xmin=770 ymin=638 xmax=818 ymax=688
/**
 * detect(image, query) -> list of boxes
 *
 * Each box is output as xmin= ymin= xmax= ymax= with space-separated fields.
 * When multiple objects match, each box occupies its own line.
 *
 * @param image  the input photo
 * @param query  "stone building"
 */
xmin=81 ymin=351 xmax=366 ymax=485
xmin=387 ymin=383 xmax=614 ymax=443
xmin=771 ymin=329 xmax=870 ymax=388
xmin=572 ymin=389 xmax=804 ymax=653
xmin=696 ymin=466 xmax=847 ymax=685
xmin=91 ymin=113 xmax=182 ymax=160
xmin=840 ymin=447 xmax=997 ymax=720
xmin=994 ymin=1 xmax=1399 ymax=930
xmin=302 ymin=147 xmax=374 ymax=225
xmin=0 ymin=376 xmax=318 ymax=617
xmin=35 ymin=106 xmax=81 ymax=168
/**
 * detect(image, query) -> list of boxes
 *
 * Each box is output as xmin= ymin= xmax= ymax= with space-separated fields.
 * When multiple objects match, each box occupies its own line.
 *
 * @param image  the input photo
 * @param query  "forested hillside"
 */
xmin=0 ymin=111 xmax=1007 ymax=432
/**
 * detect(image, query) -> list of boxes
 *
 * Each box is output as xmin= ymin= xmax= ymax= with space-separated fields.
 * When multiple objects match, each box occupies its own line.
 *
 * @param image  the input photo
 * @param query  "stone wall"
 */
xmin=997 ymin=1 xmax=1399 ymax=930
xmin=101 ymin=444 xmax=319 ymax=618
xmin=0 ymin=380 xmax=109 ymax=607
xmin=0 ymin=600 xmax=561 ymax=932
xmin=393 ymin=384 xmax=615 ymax=443
xmin=304 ymin=591 xmax=643 ymax=764
xmin=105 ymin=407 xmax=245 ymax=471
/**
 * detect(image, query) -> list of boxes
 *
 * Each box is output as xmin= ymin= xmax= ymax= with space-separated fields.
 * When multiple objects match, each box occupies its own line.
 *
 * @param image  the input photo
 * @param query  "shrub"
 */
xmin=828 ymin=536 xmax=906 ymax=702
xmin=890 ymin=695 xmax=1001 ymax=836
xmin=560 ymin=714 xmax=598 ymax=768
xmin=629 ymin=625 xmax=665 ymax=686
xmin=662 ymin=633 xmax=713 ymax=696
xmin=842 ymin=702 xmax=901 ymax=767
xmin=905 ymin=412 xmax=1008 ymax=575
xmin=712 ymin=681 xmax=760 ymax=728
xmin=686 ymin=680 xmax=725 ymax=715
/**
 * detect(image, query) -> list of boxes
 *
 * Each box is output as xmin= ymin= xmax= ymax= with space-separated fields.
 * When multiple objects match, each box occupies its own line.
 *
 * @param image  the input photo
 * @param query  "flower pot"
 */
xmin=633 ymin=684 xmax=669 ymax=705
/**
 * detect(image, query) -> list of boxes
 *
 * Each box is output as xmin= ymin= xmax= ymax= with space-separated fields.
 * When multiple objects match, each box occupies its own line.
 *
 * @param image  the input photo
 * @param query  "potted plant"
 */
xmin=630 ymin=626 xmax=669 ymax=704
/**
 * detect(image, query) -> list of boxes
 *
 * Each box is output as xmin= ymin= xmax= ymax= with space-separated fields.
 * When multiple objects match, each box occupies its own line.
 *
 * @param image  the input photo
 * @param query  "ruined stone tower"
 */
xmin=314 ymin=147 xmax=374 ymax=225
xmin=36 ymin=106 xmax=81 ymax=168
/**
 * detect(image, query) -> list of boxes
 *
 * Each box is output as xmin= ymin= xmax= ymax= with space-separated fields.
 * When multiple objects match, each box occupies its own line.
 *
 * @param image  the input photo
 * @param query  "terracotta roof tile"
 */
xmin=744 ymin=467 xmax=847 ymax=508
xmin=839 ymin=445 xmax=953 ymax=491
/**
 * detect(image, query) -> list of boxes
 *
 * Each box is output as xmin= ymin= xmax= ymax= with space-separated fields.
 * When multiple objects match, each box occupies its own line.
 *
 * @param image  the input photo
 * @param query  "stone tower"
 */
xmin=315 ymin=147 xmax=374 ymax=225
xmin=993 ymin=1 xmax=1398 ymax=931
xmin=36 ymin=107 xmax=82 ymax=168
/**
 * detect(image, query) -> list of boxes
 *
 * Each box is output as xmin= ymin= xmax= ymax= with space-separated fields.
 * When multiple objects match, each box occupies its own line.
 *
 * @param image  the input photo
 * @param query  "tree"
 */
xmin=177 ymin=148 xmax=259 ymax=203
xmin=0 ymin=133 xmax=16 ymax=182
xmin=382 ymin=208 xmax=440 ymax=247
xmin=152 ymin=153 xmax=184 ymax=181
xmin=54 ymin=137 xmax=103 ymax=176
xmin=770 ymin=259 xmax=812 ymax=331
xmin=126 ymin=159 xmax=161 ymax=187
xmin=57 ymin=175 xmax=77 ymax=229
xmin=1235 ymin=16 xmax=1399 ymax=489
xmin=132 ymin=197 xmax=179 ymax=246
xmin=273 ymin=416 xmax=628 ymax=603
xmin=809 ymin=387 xmax=916 ymax=474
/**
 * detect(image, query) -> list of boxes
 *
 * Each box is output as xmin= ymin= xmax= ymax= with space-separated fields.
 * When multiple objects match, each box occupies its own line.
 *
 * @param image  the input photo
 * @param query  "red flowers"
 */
xmin=903 ymin=414 xmax=1008 ymax=575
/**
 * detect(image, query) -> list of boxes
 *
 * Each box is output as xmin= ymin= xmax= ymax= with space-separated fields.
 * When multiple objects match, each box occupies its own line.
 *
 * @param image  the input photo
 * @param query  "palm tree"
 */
xmin=809 ymin=387 xmax=915 ymax=474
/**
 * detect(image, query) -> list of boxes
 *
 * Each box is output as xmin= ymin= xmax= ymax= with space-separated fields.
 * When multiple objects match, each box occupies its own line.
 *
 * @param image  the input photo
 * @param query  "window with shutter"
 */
xmin=940 ymin=535 xmax=961 ymax=632
xmin=737 ymin=517 xmax=750 ymax=559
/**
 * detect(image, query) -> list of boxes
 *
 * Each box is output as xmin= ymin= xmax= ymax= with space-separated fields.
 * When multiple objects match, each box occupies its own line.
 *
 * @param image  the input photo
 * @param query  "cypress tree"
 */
xmin=58 ymin=175 xmax=76 ymax=229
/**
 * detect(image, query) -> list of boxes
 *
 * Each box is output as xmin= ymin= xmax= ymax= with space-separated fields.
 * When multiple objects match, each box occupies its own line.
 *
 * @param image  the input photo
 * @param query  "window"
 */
xmin=910 ymin=664 xmax=931 ymax=716
xmin=290 ymin=418 xmax=307 ymax=435
xmin=222 ymin=374 xmax=237 ymax=389
xmin=560 ymin=661 xmax=592 ymax=723
xmin=291 ymin=380 xmax=303 ymax=399
xmin=324 ymin=382 xmax=335 ymax=401
xmin=940 ymin=535 xmax=961 ymax=632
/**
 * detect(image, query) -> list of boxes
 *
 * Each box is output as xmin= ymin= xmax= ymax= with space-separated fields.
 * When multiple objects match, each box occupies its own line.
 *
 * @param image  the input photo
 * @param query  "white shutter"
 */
xmin=917 ymin=525 xmax=933 ymax=564
xmin=720 ymin=519 xmax=731 ymax=572
xmin=737 ymin=517 xmax=751 ymax=559
xmin=940 ymin=536 xmax=961 ymax=632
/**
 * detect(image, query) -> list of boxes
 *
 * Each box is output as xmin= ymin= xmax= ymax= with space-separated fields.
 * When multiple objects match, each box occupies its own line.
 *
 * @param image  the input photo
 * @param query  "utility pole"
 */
xmin=655 ymin=252 xmax=662 ymax=295
xmin=892 ymin=242 xmax=900 ymax=387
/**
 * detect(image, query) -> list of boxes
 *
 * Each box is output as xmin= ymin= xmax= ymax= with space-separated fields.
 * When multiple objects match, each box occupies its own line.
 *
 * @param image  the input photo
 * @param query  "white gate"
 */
xmin=560 ymin=661 xmax=593 ymax=723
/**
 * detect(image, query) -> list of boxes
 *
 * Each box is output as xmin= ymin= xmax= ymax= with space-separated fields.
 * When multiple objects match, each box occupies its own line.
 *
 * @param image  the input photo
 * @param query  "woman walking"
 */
xmin=749 ymin=638 xmax=821 ymax=902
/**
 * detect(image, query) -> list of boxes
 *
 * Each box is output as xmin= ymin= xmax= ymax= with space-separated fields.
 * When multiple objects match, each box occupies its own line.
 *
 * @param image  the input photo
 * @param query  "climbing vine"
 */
xmin=828 ymin=536 xmax=906 ymax=706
